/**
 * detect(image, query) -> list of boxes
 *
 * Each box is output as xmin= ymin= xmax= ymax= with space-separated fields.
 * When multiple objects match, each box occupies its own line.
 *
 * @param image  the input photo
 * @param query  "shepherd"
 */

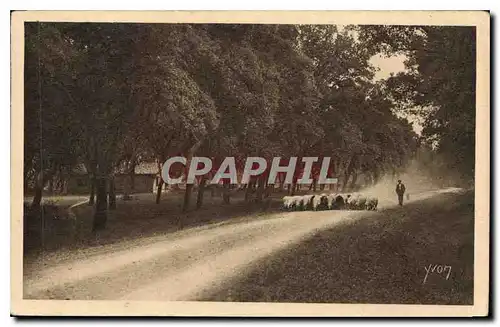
xmin=395 ymin=179 xmax=406 ymax=206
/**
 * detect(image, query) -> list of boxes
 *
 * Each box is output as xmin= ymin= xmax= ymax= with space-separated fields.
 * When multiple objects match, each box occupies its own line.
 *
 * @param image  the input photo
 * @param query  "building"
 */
xmin=66 ymin=162 xmax=159 ymax=195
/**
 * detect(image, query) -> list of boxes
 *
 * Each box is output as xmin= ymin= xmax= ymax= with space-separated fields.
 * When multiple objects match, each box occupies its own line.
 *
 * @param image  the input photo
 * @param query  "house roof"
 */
xmin=71 ymin=164 xmax=88 ymax=175
xmin=134 ymin=162 xmax=158 ymax=175
xmin=71 ymin=161 xmax=159 ymax=175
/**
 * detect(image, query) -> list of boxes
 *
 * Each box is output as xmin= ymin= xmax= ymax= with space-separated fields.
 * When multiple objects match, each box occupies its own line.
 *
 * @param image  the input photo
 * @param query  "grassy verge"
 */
xmin=23 ymin=190 xmax=286 ymax=262
xmin=201 ymin=191 xmax=474 ymax=304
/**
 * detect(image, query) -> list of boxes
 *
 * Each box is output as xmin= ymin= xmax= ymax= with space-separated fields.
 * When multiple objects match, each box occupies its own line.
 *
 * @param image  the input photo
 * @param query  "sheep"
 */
xmin=295 ymin=196 xmax=306 ymax=211
xmin=282 ymin=196 xmax=294 ymax=210
xmin=286 ymin=193 xmax=376 ymax=211
xmin=320 ymin=193 xmax=330 ymax=210
xmin=289 ymin=196 xmax=303 ymax=211
xmin=301 ymin=195 xmax=316 ymax=211
xmin=344 ymin=194 xmax=357 ymax=209
xmin=331 ymin=194 xmax=346 ymax=210
xmin=355 ymin=195 xmax=367 ymax=210
xmin=345 ymin=193 xmax=355 ymax=209
xmin=344 ymin=193 xmax=368 ymax=210
xmin=312 ymin=195 xmax=322 ymax=211
xmin=327 ymin=193 xmax=337 ymax=209
xmin=365 ymin=197 xmax=379 ymax=210
xmin=313 ymin=193 xmax=329 ymax=211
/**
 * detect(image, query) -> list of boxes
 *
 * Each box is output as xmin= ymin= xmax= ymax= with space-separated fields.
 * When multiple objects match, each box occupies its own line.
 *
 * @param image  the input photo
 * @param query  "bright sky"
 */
xmin=337 ymin=25 xmax=423 ymax=135
xmin=369 ymin=53 xmax=423 ymax=135
xmin=369 ymin=53 xmax=407 ymax=81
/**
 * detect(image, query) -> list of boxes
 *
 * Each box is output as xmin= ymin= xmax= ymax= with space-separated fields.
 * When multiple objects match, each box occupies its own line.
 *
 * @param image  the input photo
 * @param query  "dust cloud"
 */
xmin=359 ymin=159 xmax=459 ymax=205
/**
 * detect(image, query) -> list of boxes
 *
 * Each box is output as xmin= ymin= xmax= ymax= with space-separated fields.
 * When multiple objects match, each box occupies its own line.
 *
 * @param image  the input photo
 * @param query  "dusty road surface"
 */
xmin=23 ymin=187 xmax=471 ymax=303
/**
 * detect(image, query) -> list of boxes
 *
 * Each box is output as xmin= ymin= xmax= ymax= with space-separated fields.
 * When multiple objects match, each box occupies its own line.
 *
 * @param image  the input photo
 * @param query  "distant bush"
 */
xmin=122 ymin=194 xmax=133 ymax=201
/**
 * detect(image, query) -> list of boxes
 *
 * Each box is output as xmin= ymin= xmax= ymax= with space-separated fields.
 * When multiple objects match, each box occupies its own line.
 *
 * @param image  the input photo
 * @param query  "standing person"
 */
xmin=395 ymin=180 xmax=406 ymax=206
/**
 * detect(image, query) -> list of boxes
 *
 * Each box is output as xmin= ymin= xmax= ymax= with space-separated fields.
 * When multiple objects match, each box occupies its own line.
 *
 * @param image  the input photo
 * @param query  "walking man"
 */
xmin=395 ymin=179 xmax=406 ymax=206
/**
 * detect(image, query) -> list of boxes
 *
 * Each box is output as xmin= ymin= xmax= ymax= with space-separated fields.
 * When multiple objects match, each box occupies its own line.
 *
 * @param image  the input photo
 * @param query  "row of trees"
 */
xmin=25 ymin=23 xmax=475 ymax=230
xmin=357 ymin=25 xmax=476 ymax=183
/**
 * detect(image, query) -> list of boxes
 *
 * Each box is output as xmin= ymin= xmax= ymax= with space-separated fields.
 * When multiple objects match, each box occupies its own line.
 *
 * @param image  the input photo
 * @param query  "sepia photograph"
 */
xmin=10 ymin=11 xmax=490 ymax=317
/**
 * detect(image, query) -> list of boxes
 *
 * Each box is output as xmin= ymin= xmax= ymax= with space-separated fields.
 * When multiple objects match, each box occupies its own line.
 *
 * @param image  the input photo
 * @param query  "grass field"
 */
xmin=23 ymin=189 xmax=287 ymax=263
xmin=201 ymin=191 xmax=474 ymax=304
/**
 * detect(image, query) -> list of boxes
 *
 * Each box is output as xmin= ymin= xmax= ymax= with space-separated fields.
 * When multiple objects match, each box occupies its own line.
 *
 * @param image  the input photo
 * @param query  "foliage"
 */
xmin=358 ymin=25 xmax=476 ymax=179
xmin=26 ymin=22 xmax=472 ymax=229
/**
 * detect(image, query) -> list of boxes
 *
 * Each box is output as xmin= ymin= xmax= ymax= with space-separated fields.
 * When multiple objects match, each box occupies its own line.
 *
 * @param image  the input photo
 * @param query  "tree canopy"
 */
xmin=358 ymin=25 xmax=476 ymax=181
xmin=25 ymin=23 xmax=474 ymax=230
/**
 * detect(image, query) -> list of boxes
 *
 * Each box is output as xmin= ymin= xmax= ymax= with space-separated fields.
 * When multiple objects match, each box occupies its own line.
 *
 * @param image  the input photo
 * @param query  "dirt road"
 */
xmin=23 ymin=187 xmax=470 ymax=302
xmin=23 ymin=195 xmax=89 ymax=208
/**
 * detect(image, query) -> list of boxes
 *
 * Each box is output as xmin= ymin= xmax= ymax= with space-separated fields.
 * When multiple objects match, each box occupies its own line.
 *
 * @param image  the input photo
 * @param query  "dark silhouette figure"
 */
xmin=395 ymin=180 xmax=406 ymax=206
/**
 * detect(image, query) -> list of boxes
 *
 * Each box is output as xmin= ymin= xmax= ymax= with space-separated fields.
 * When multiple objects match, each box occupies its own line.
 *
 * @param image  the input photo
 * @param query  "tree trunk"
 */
xmin=155 ymin=177 xmax=164 ymax=204
xmin=264 ymin=180 xmax=272 ymax=198
xmin=56 ymin=178 xmax=63 ymax=194
xmin=92 ymin=177 xmax=108 ymax=232
xmin=48 ymin=178 xmax=54 ymax=194
xmin=340 ymin=156 xmax=353 ymax=191
xmin=245 ymin=179 xmax=255 ymax=202
xmin=183 ymin=183 xmax=193 ymax=212
xmin=342 ymin=172 xmax=351 ymax=192
xmin=31 ymin=171 xmax=44 ymax=209
xmin=349 ymin=171 xmax=358 ymax=191
xmin=181 ymin=150 xmax=197 ymax=212
xmin=342 ymin=162 xmax=354 ymax=192
xmin=373 ymin=169 xmax=380 ymax=185
xmin=123 ymin=173 xmax=131 ymax=199
xmin=196 ymin=177 xmax=207 ymax=209
xmin=256 ymin=176 xmax=265 ymax=202
xmin=89 ymin=176 xmax=96 ymax=205
xmin=279 ymin=176 xmax=285 ymax=191
xmin=130 ymin=170 xmax=136 ymax=192
xmin=108 ymin=176 xmax=116 ymax=210
xmin=289 ymin=180 xmax=297 ymax=196
xmin=63 ymin=179 xmax=68 ymax=195
xmin=57 ymin=177 xmax=62 ymax=193
xmin=244 ymin=183 xmax=250 ymax=202
xmin=222 ymin=179 xmax=230 ymax=204
xmin=31 ymin=183 xmax=43 ymax=209
xmin=313 ymin=178 xmax=317 ymax=192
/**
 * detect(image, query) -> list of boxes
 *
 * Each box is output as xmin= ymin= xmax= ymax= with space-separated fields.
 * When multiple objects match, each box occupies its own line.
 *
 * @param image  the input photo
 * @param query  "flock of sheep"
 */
xmin=282 ymin=193 xmax=379 ymax=211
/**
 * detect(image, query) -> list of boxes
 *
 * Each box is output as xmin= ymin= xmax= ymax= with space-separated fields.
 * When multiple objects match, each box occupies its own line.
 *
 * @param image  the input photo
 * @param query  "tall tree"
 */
xmin=358 ymin=25 xmax=476 ymax=181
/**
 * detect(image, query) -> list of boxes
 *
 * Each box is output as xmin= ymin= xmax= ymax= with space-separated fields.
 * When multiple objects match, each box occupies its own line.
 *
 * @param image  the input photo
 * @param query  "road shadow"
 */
xmin=23 ymin=190 xmax=286 ymax=259
xmin=200 ymin=191 xmax=474 ymax=305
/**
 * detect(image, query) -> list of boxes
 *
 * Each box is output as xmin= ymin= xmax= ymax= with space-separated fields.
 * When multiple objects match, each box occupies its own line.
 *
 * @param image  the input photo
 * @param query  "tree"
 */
xmin=24 ymin=22 xmax=426 ymax=233
xmin=358 ymin=25 xmax=476 ymax=182
xmin=296 ymin=25 xmax=417 ymax=189
xmin=27 ymin=23 xmax=152 ymax=230
xmin=24 ymin=23 xmax=83 ymax=209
